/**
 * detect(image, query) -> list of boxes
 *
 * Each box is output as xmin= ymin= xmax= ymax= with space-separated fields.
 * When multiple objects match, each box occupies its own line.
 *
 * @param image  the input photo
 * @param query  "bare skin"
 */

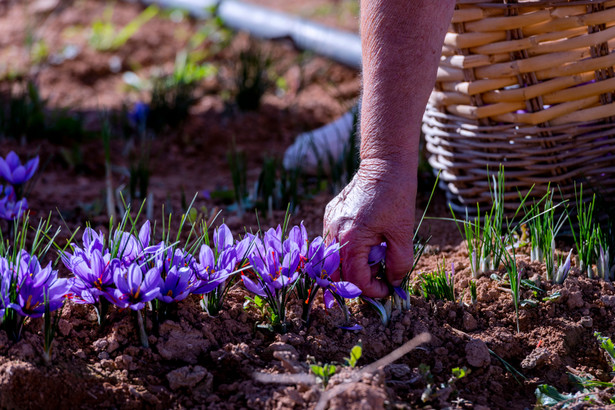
xmin=324 ymin=0 xmax=456 ymax=298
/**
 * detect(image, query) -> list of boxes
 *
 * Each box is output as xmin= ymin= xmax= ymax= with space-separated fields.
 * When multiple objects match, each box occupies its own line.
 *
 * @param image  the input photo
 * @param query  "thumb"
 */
xmin=384 ymin=235 xmax=414 ymax=287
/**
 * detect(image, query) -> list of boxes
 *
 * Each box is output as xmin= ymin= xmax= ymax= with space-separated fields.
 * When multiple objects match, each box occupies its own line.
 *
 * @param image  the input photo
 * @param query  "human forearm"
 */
xmin=359 ymin=0 xmax=455 ymax=170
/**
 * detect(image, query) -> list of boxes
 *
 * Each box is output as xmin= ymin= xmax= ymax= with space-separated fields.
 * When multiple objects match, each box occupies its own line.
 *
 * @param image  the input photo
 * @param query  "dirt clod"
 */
xmin=465 ymin=338 xmax=491 ymax=368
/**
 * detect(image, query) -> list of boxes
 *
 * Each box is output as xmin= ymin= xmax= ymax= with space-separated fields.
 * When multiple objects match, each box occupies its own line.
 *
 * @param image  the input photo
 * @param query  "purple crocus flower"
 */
xmin=0 ymin=186 xmax=28 ymax=220
xmin=63 ymin=228 xmax=118 ymax=304
xmin=235 ymin=233 xmax=257 ymax=262
xmin=305 ymin=237 xmax=361 ymax=308
xmin=243 ymin=237 xmax=301 ymax=297
xmin=192 ymin=244 xmax=236 ymax=294
xmin=9 ymin=253 xmax=70 ymax=318
xmin=69 ymin=249 xmax=118 ymax=303
xmin=0 ymin=259 xmax=10 ymax=319
xmin=111 ymin=221 xmax=162 ymax=267
xmin=214 ymin=223 xmax=234 ymax=252
xmin=368 ymin=242 xmax=387 ymax=266
xmin=157 ymin=266 xmax=192 ymax=303
xmin=284 ymin=223 xmax=308 ymax=259
xmin=0 ymin=151 xmax=39 ymax=185
xmin=112 ymin=263 xmax=162 ymax=310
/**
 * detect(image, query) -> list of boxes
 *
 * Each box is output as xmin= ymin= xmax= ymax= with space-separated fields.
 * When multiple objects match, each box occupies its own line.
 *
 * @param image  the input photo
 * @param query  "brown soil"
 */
xmin=1 ymin=1 xmax=614 ymax=409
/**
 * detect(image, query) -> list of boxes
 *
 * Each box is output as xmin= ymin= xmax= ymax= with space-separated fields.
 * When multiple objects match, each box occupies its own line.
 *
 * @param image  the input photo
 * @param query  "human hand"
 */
xmin=323 ymin=159 xmax=417 ymax=298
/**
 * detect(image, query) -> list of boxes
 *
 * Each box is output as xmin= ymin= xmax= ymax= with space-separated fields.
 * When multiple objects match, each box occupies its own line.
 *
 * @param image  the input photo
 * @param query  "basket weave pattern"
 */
xmin=423 ymin=0 xmax=615 ymax=211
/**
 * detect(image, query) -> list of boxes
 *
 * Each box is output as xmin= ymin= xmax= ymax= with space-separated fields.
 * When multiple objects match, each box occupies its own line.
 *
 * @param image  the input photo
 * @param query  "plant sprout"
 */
xmin=451 ymin=166 xmax=533 ymax=278
xmin=595 ymin=224 xmax=614 ymax=281
xmin=469 ymin=280 xmax=477 ymax=304
xmin=568 ymin=184 xmax=598 ymax=278
xmin=417 ymin=260 xmax=455 ymax=302
xmin=553 ymin=249 xmax=573 ymax=285
xmin=501 ymin=238 xmax=521 ymax=334
xmin=525 ymin=185 xmax=567 ymax=282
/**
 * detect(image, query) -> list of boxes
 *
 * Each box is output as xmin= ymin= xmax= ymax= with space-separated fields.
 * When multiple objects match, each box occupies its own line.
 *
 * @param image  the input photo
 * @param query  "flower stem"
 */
xmin=136 ymin=310 xmax=149 ymax=348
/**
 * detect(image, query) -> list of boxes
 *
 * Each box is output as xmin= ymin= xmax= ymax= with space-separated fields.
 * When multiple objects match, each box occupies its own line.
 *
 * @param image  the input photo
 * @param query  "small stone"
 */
xmin=93 ymin=338 xmax=108 ymax=351
xmin=115 ymin=354 xmax=133 ymax=370
xmin=98 ymin=351 xmax=110 ymax=360
xmin=107 ymin=340 xmax=120 ymax=353
xmin=166 ymin=365 xmax=209 ymax=391
xmin=567 ymin=291 xmax=584 ymax=309
xmin=266 ymin=342 xmax=299 ymax=358
xmin=463 ymin=312 xmax=478 ymax=331
xmin=58 ymin=319 xmax=72 ymax=337
xmin=521 ymin=348 xmax=551 ymax=370
xmin=600 ymin=295 xmax=615 ymax=307
xmin=579 ymin=316 xmax=593 ymax=328
xmin=158 ymin=322 xmax=210 ymax=364
xmin=75 ymin=349 xmax=87 ymax=360
xmin=386 ymin=364 xmax=411 ymax=379
xmin=465 ymin=338 xmax=490 ymax=368
xmin=101 ymin=359 xmax=115 ymax=370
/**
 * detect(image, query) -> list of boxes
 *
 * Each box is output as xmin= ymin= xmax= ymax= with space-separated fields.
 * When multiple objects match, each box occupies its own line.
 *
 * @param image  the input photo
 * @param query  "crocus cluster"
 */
xmin=63 ymin=221 xmax=251 ymax=313
xmin=242 ymin=223 xmax=361 ymax=328
xmin=0 ymin=250 xmax=70 ymax=329
xmin=57 ymin=218 xmax=361 ymax=337
xmin=0 ymin=151 xmax=38 ymax=220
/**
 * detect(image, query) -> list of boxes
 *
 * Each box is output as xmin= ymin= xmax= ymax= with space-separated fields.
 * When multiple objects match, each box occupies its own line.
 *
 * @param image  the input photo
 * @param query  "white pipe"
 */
xmin=142 ymin=0 xmax=362 ymax=69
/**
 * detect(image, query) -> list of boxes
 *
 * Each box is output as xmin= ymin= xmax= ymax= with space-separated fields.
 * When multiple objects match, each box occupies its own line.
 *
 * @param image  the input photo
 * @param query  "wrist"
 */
xmin=357 ymin=157 xmax=417 ymax=190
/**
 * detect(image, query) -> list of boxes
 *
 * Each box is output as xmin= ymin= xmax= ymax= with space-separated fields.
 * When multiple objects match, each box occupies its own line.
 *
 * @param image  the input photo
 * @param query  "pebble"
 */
xmin=166 ymin=365 xmax=210 ymax=391
xmin=58 ymin=319 xmax=73 ymax=337
xmin=567 ymin=291 xmax=584 ymax=309
xmin=463 ymin=312 xmax=478 ymax=331
xmin=600 ymin=295 xmax=615 ymax=307
xmin=92 ymin=338 xmax=108 ymax=351
xmin=579 ymin=316 xmax=593 ymax=328
xmin=465 ymin=338 xmax=491 ymax=368
xmin=107 ymin=340 xmax=120 ymax=353
xmin=101 ymin=359 xmax=115 ymax=370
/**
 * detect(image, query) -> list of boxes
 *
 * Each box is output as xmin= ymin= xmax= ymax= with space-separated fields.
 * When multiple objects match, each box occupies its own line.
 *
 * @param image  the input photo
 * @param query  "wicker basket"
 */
xmin=423 ymin=0 xmax=615 ymax=213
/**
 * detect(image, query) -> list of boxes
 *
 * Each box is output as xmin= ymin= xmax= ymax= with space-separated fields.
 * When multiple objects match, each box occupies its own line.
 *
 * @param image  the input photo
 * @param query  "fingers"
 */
xmin=338 ymin=225 xmax=390 ymax=298
xmin=384 ymin=234 xmax=414 ymax=287
xmin=340 ymin=239 xmax=390 ymax=298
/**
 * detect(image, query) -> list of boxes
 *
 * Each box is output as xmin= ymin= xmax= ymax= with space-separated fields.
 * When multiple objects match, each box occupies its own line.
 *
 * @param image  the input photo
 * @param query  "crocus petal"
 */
xmin=235 ymin=235 xmax=256 ymax=261
xmin=242 ymin=275 xmax=266 ymax=297
xmin=339 ymin=324 xmax=363 ymax=331
xmin=214 ymin=224 xmax=233 ymax=251
xmin=138 ymin=220 xmax=151 ymax=250
xmin=322 ymin=249 xmax=340 ymax=275
xmin=199 ymin=245 xmax=215 ymax=269
xmin=5 ymin=152 xmax=20 ymax=169
xmin=127 ymin=264 xmax=143 ymax=290
xmin=315 ymin=276 xmax=331 ymax=289
xmin=393 ymin=286 xmax=409 ymax=301
xmin=0 ymin=157 xmax=10 ymax=181
xmin=332 ymin=281 xmax=361 ymax=299
xmin=24 ymin=156 xmax=39 ymax=180
xmin=323 ymin=289 xmax=336 ymax=309
xmin=10 ymin=167 xmax=26 ymax=185
xmin=368 ymin=242 xmax=387 ymax=266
